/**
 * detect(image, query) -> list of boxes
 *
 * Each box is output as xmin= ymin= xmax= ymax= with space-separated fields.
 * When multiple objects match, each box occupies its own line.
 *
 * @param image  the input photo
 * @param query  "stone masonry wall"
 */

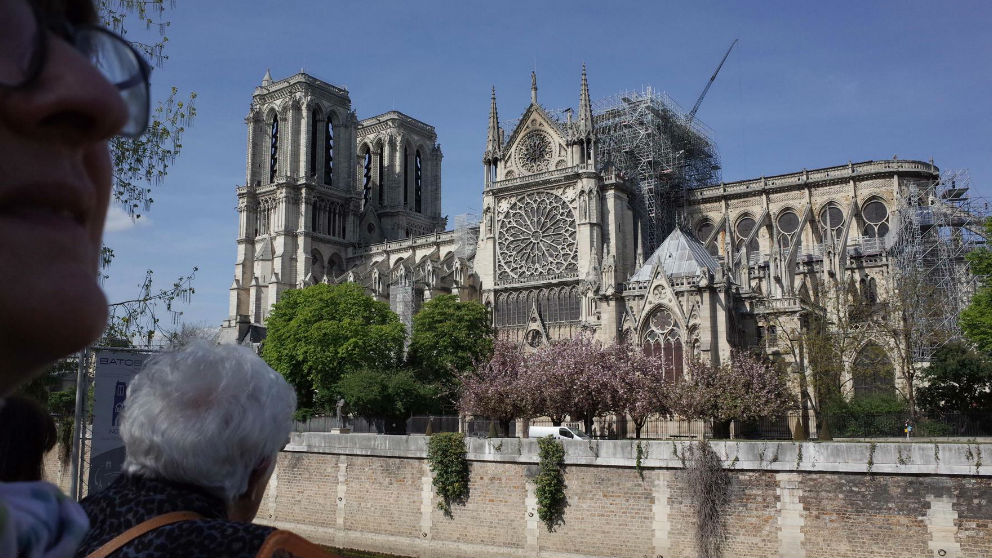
xmin=219 ymin=435 xmax=992 ymax=557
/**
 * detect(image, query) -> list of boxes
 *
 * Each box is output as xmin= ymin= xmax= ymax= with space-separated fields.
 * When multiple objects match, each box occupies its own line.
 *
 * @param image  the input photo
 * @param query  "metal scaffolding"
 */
xmin=591 ymin=87 xmax=721 ymax=250
xmin=890 ymin=169 xmax=989 ymax=361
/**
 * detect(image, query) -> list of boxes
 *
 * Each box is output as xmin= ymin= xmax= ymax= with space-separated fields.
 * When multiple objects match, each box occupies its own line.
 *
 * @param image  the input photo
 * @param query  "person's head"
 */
xmin=0 ymin=395 xmax=58 ymax=481
xmin=0 ymin=0 xmax=151 ymax=393
xmin=119 ymin=342 xmax=296 ymax=521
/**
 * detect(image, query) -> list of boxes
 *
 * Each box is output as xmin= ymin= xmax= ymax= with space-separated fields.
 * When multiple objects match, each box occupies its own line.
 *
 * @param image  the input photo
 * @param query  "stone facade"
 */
xmin=247 ymin=434 xmax=992 ymax=558
xmin=220 ymin=69 xmax=964 ymax=402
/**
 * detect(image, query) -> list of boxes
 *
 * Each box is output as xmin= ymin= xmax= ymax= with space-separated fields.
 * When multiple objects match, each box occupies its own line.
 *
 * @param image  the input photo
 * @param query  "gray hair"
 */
xmin=120 ymin=341 xmax=296 ymax=502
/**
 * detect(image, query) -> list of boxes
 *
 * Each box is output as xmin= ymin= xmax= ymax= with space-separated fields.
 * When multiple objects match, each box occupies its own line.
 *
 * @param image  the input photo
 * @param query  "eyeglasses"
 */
xmin=0 ymin=0 xmax=152 ymax=137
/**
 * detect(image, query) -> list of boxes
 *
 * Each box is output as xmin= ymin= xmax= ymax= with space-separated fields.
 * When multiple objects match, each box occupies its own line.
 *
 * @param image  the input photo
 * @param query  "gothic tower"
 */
xmin=355 ymin=112 xmax=445 ymax=244
xmin=224 ymin=71 xmax=359 ymax=336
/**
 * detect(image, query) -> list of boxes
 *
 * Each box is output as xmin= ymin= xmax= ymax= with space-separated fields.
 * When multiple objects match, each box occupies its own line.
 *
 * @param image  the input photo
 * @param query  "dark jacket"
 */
xmin=75 ymin=473 xmax=274 ymax=558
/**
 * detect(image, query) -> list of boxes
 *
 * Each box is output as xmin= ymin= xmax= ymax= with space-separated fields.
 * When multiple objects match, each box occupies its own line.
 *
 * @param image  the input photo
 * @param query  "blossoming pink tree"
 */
xmin=610 ymin=339 xmax=671 ymax=438
xmin=671 ymin=350 xmax=794 ymax=436
xmin=561 ymin=333 xmax=615 ymax=436
xmin=459 ymin=338 xmax=528 ymax=433
xmin=715 ymin=350 xmax=794 ymax=422
xmin=522 ymin=339 xmax=576 ymax=427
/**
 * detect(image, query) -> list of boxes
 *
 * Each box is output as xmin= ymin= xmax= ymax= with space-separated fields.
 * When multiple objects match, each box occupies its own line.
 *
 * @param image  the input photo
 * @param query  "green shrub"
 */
xmin=426 ymin=432 xmax=470 ymax=517
xmin=831 ymin=393 xmax=907 ymax=437
xmin=536 ymin=436 xmax=567 ymax=531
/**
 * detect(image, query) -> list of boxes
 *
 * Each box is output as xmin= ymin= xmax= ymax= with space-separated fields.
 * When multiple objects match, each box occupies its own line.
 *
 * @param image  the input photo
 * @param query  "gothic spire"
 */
xmin=530 ymin=71 xmax=538 ymax=104
xmin=485 ymin=86 xmax=501 ymax=163
xmin=576 ymin=64 xmax=594 ymax=138
xmin=261 ymin=68 xmax=273 ymax=86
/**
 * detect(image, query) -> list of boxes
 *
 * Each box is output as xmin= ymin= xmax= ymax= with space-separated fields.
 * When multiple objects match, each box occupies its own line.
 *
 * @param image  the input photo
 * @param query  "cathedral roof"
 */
xmin=629 ymin=227 xmax=721 ymax=282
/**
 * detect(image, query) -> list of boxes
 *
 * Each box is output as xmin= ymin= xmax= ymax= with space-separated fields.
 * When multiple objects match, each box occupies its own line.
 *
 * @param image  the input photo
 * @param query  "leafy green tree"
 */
xmin=262 ymin=283 xmax=405 ymax=412
xmin=337 ymin=368 xmax=435 ymax=421
xmin=407 ymin=295 xmax=493 ymax=386
xmin=917 ymin=341 xmax=992 ymax=414
xmin=962 ymin=217 xmax=992 ymax=353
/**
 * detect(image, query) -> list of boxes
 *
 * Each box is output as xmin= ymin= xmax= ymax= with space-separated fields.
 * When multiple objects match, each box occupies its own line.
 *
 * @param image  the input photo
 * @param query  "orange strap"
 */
xmin=85 ymin=511 xmax=204 ymax=558
xmin=255 ymin=530 xmax=343 ymax=558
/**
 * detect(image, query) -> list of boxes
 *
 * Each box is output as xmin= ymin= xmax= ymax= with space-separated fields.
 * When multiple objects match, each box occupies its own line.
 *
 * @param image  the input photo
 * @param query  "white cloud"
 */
xmin=104 ymin=205 xmax=152 ymax=233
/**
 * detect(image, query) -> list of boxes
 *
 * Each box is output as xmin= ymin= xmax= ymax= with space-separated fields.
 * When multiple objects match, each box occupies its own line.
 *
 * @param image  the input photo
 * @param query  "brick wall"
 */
xmin=49 ymin=432 xmax=990 ymax=558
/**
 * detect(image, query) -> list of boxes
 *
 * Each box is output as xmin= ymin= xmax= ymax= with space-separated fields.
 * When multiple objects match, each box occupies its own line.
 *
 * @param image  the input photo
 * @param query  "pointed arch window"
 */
xmin=415 ymin=149 xmax=423 ymax=213
xmin=852 ymin=343 xmax=895 ymax=397
xmin=735 ymin=215 xmax=760 ymax=254
xmin=862 ymin=200 xmax=890 ymax=239
xmin=818 ymin=203 xmax=845 ymax=241
xmin=403 ymin=146 xmax=409 ymax=207
xmin=642 ymin=306 xmax=683 ymax=382
xmin=309 ymin=109 xmax=319 ymax=177
xmin=777 ymin=209 xmax=800 ymax=251
xmin=362 ymin=150 xmax=372 ymax=208
xmin=324 ymin=117 xmax=334 ymax=186
xmin=378 ymin=148 xmax=385 ymax=206
xmin=695 ymin=219 xmax=719 ymax=257
xmin=269 ymin=115 xmax=278 ymax=183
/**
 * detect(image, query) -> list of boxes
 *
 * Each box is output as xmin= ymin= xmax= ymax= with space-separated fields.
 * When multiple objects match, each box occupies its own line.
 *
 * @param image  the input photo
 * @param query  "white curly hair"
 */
xmin=119 ymin=341 xmax=296 ymax=502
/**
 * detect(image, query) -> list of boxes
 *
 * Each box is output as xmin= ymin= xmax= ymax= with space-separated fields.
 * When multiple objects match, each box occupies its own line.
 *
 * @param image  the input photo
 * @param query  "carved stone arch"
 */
xmin=816 ymin=200 xmax=846 ymax=240
xmin=851 ymin=340 xmax=896 ymax=398
xmin=327 ymin=252 xmax=344 ymax=280
xmin=687 ymin=324 xmax=701 ymax=358
xmin=546 ymin=286 xmax=559 ymax=323
xmin=309 ymin=247 xmax=325 ymax=283
xmin=733 ymin=212 xmax=760 ymax=253
xmin=522 ymin=302 xmax=550 ymax=351
xmin=775 ymin=206 xmax=803 ymax=251
xmin=273 ymin=99 xmax=292 ymax=117
xmin=640 ymin=304 xmax=685 ymax=382
xmin=860 ymin=196 xmax=891 ymax=239
xmin=619 ymin=309 xmax=636 ymax=344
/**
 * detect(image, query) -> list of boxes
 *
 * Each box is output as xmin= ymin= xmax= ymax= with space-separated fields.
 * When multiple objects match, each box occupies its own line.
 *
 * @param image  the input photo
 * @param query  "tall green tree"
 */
xmin=262 ymin=283 xmax=406 ymax=412
xmin=337 ymin=368 xmax=435 ymax=421
xmin=962 ymin=217 xmax=992 ymax=353
xmin=917 ymin=341 xmax=992 ymax=414
xmin=407 ymin=295 xmax=493 ymax=386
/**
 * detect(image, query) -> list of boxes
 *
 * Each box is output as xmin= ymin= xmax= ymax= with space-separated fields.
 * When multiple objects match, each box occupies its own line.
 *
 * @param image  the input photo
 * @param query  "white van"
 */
xmin=529 ymin=425 xmax=591 ymax=440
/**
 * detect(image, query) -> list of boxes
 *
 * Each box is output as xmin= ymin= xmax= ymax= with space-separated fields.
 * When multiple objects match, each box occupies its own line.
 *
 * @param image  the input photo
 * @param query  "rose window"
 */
xmin=515 ymin=131 xmax=553 ymax=173
xmin=497 ymin=192 xmax=577 ymax=280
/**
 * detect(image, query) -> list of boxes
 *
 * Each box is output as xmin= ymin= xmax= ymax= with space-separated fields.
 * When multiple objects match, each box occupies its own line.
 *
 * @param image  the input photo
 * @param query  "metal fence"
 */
xmin=293 ymin=412 xmax=992 ymax=440
xmin=825 ymin=412 xmax=992 ymax=438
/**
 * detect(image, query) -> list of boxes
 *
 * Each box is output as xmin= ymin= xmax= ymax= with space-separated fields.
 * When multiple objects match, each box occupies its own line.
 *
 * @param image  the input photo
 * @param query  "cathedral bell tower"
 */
xmin=223 ymin=70 xmax=359 ymax=340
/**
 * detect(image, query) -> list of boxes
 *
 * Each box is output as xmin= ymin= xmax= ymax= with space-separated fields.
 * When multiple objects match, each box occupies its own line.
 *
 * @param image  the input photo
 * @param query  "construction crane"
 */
xmin=687 ymin=38 xmax=738 ymax=124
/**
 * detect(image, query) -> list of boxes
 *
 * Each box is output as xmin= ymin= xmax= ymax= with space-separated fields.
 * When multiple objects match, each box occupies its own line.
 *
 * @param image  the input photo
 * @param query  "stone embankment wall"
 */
xmin=254 ymin=434 xmax=992 ymax=558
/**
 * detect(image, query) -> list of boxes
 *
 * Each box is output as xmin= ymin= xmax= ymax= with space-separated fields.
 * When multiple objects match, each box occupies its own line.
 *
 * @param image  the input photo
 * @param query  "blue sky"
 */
xmin=101 ymin=1 xmax=992 ymax=332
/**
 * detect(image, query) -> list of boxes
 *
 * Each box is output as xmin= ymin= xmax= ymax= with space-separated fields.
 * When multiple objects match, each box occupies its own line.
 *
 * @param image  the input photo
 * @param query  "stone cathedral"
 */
xmin=221 ymin=68 xmax=955 ymax=397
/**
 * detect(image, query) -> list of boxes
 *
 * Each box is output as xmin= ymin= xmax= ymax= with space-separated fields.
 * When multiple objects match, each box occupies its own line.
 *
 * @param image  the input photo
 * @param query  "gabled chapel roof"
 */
xmin=629 ymin=228 xmax=721 ymax=282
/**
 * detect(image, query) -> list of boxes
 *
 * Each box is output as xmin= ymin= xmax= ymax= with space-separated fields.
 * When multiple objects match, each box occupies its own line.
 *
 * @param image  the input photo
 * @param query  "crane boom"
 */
xmin=687 ymin=38 xmax=738 ymax=124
